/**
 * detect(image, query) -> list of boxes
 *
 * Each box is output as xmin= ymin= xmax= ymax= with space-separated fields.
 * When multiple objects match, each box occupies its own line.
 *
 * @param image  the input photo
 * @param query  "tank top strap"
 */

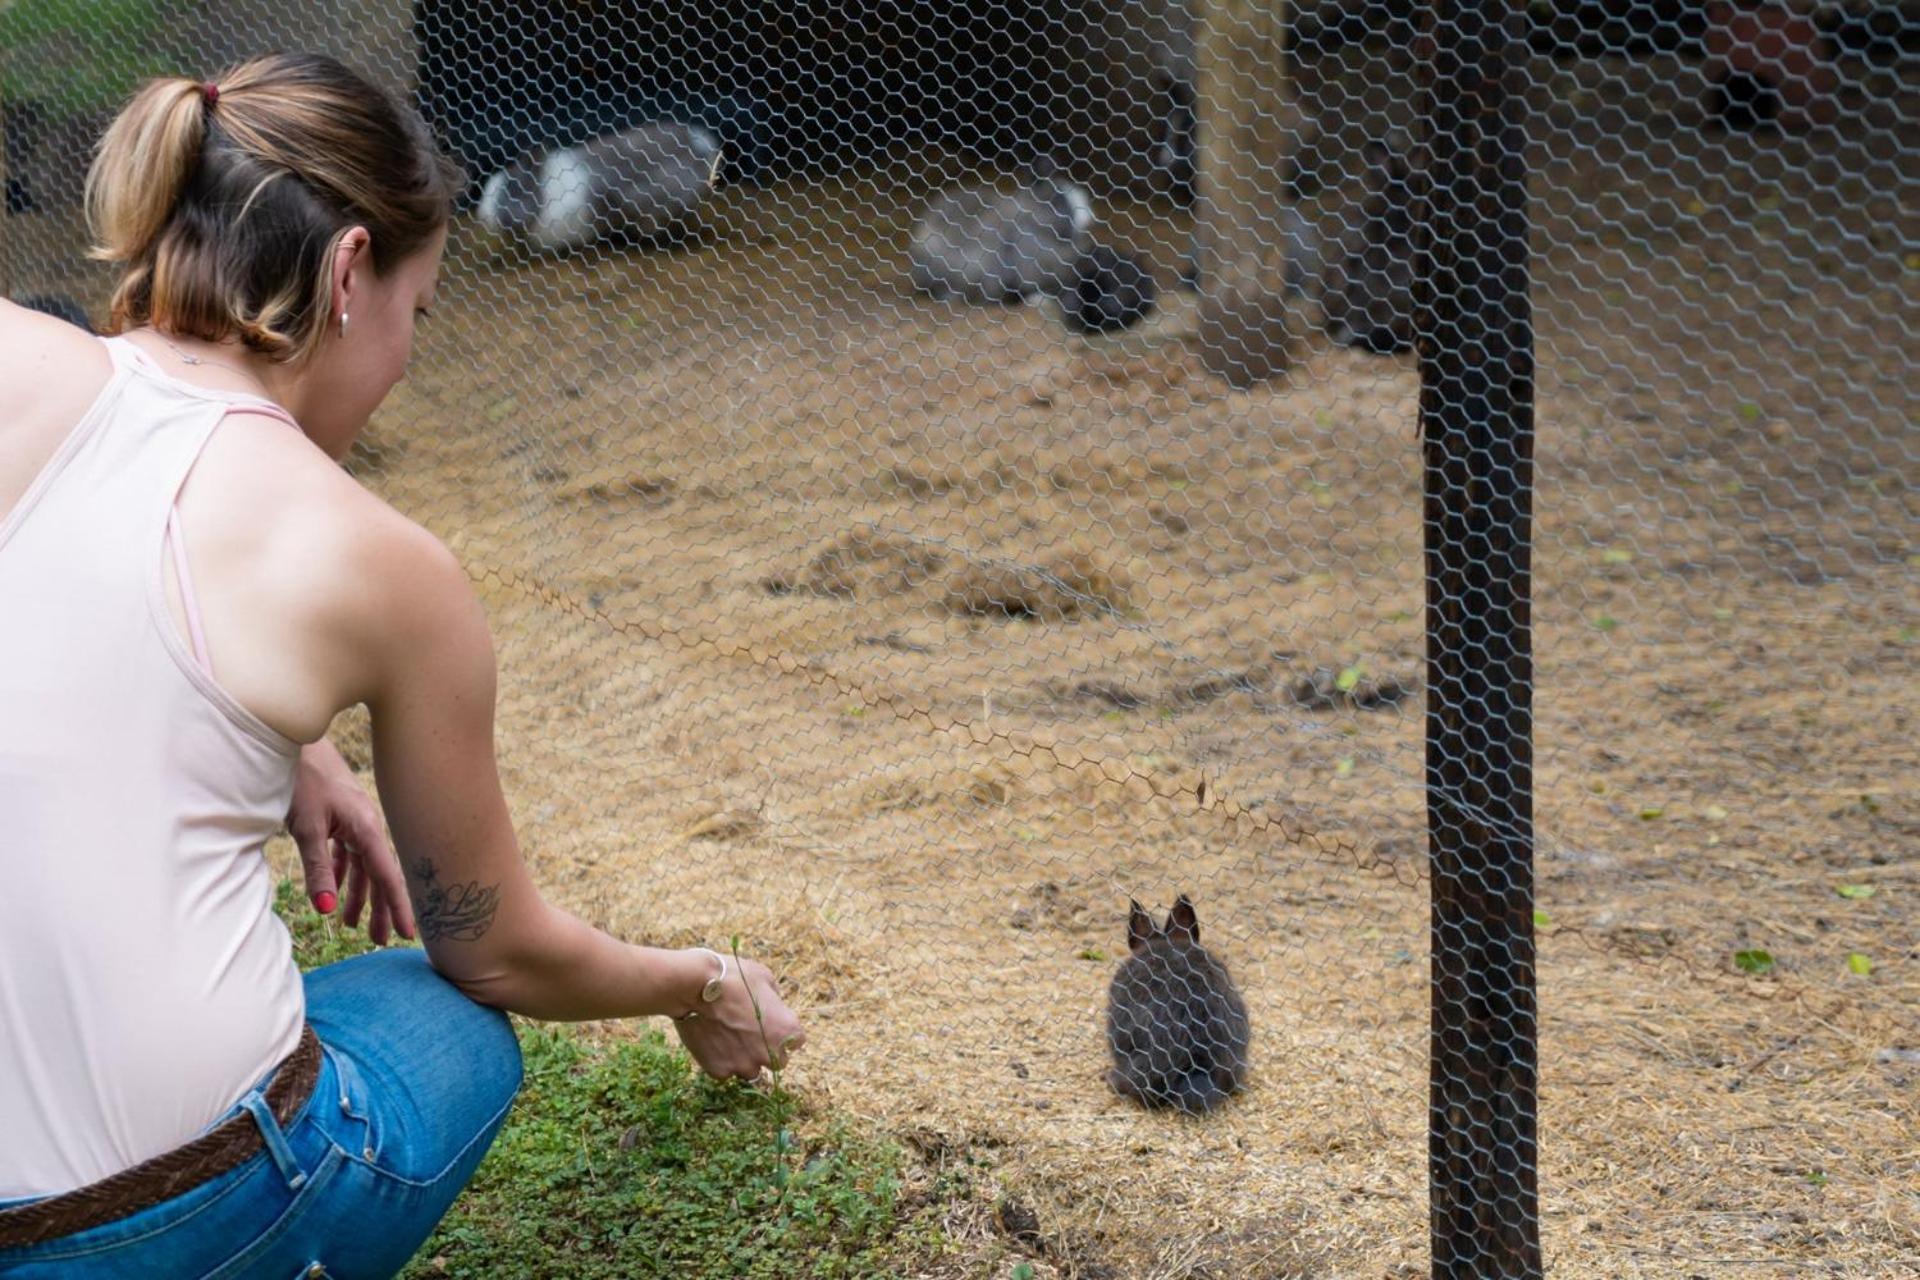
xmin=86 ymin=336 xmax=301 ymax=685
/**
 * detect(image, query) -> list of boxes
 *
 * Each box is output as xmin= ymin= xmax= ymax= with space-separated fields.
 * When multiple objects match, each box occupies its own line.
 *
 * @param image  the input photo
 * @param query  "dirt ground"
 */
xmin=7 ymin=46 xmax=1915 ymax=1280
xmin=340 ymin=53 xmax=1916 ymax=1280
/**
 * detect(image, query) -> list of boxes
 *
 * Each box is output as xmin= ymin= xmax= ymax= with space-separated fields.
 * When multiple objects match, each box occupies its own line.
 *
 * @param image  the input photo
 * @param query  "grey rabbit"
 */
xmin=1106 ymin=895 xmax=1251 ymax=1115
xmin=908 ymin=161 xmax=1095 ymax=304
xmin=477 ymin=121 xmax=723 ymax=255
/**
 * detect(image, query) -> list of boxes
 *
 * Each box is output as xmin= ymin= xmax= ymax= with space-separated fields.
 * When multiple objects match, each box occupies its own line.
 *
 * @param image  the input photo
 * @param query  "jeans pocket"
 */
xmin=199 ymin=1145 xmax=346 ymax=1280
xmin=319 ymin=1045 xmax=380 ymax=1166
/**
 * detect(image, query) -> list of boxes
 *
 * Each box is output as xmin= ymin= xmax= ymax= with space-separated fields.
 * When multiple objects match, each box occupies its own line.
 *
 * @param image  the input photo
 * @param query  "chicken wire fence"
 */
xmin=4 ymin=1 xmax=1916 ymax=1276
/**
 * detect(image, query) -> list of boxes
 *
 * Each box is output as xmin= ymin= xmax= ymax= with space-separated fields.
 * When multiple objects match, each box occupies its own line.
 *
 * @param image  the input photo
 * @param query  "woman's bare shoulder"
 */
xmin=188 ymin=411 xmax=488 ymax=724
xmin=295 ymin=464 xmax=493 ymax=713
xmin=0 ymin=301 xmax=114 ymax=510
xmin=0 ymin=295 xmax=100 ymax=347
xmin=0 ymin=298 xmax=112 ymax=416
xmin=235 ymin=426 xmax=475 ymax=624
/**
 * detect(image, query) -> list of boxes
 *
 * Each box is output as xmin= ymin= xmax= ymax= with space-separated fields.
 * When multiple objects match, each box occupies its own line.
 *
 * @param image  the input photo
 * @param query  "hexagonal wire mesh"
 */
xmin=3 ymin=0 xmax=1914 ymax=1275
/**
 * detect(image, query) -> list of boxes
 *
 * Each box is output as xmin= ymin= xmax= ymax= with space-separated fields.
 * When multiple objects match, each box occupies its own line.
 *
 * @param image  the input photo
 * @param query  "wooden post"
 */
xmin=1194 ymin=0 xmax=1303 ymax=388
xmin=1415 ymin=0 xmax=1539 ymax=1276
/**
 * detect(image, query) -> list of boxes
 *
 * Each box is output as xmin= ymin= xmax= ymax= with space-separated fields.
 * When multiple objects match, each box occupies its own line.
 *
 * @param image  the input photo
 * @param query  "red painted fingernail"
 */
xmin=315 ymin=892 xmax=337 ymax=914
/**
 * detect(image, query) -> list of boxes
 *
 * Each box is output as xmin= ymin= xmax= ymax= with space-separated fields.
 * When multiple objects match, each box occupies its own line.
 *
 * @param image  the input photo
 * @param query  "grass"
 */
xmin=272 ymin=879 xmax=944 ymax=1279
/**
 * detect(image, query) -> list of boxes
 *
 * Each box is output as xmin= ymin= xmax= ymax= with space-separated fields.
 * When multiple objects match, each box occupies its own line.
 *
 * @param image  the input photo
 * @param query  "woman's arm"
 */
xmin=346 ymin=512 xmax=802 ymax=1073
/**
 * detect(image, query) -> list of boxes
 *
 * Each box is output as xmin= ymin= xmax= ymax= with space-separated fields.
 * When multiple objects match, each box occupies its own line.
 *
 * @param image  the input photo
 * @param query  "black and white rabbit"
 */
xmin=1106 ymin=895 xmax=1251 ymax=1115
xmin=908 ymin=162 xmax=1095 ymax=304
xmin=476 ymin=120 xmax=723 ymax=255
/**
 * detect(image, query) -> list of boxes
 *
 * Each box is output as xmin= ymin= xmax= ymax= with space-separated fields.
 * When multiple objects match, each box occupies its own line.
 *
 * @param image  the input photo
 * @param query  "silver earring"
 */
xmin=339 ymin=311 xmax=349 ymax=339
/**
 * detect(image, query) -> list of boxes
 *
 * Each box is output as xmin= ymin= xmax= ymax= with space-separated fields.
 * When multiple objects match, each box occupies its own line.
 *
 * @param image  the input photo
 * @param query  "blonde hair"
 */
xmin=85 ymin=52 xmax=457 ymax=363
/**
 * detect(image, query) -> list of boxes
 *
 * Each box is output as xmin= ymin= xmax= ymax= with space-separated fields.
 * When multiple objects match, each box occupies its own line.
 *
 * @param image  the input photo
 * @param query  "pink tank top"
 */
xmin=0 ymin=336 xmax=307 ymax=1199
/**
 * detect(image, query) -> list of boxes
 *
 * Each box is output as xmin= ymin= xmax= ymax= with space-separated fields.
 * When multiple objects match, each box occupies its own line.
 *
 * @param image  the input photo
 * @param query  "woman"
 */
xmin=0 ymin=53 xmax=804 ymax=1278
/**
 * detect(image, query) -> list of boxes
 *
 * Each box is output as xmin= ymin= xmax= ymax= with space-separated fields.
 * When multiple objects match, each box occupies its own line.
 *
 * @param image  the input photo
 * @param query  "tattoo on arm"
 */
xmin=408 ymin=858 xmax=500 ymax=942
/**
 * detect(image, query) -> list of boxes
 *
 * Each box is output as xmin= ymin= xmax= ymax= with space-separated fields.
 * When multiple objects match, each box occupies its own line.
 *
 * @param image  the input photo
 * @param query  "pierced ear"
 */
xmin=1166 ymin=894 xmax=1199 ymax=944
xmin=1127 ymin=899 xmax=1156 ymax=953
xmin=327 ymin=228 xmax=364 ymax=338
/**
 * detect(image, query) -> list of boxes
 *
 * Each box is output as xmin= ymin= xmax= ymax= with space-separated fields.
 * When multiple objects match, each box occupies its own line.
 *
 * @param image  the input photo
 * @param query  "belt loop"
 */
xmin=239 ymin=1090 xmax=308 ymax=1190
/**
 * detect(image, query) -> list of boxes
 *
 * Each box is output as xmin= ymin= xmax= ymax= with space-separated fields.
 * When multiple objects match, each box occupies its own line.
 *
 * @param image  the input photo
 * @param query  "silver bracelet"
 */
xmin=671 ymin=947 xmax=729 ymax=1021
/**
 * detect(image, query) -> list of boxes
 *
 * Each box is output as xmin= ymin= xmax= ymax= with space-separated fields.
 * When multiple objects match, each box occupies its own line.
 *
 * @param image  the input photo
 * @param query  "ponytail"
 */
xmin=82 ymin=54 xmax=456 ymax=364
xmin=84 ymin=78 xmax=209 ymax=272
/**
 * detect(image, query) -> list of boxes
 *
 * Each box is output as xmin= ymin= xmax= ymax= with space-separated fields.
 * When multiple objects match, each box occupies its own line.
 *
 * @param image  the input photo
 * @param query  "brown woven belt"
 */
xmin=0 ymin=1024 xmax=323 ymax=1251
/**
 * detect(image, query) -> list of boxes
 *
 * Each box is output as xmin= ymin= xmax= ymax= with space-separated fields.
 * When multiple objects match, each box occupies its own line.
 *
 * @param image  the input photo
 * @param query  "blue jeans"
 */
xmin=0 ymin=948 xmax=522 ymax=1279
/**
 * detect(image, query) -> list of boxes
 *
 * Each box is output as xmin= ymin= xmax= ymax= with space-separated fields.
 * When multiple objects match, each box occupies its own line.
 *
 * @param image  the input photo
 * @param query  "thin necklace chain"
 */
xmin=146 ymin=328 xmax=267 ymax=390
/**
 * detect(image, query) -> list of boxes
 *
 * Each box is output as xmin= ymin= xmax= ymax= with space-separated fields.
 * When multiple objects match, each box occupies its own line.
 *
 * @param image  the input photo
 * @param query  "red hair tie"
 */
xmin=202 ymin=82 xmax=220 ymax=107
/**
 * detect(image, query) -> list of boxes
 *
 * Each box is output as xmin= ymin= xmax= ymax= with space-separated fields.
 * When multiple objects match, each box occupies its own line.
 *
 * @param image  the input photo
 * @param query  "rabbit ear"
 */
xmin=1166 ymin=894 xmax=1200 ymax=944
xmin=1127 ymin=899 xmax=1157 ymax=952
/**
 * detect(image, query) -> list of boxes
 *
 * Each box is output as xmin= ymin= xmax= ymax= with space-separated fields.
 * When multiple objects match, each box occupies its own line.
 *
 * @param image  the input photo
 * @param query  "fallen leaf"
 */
xmin=1847 ymin=952 xmax=1873 ymax=976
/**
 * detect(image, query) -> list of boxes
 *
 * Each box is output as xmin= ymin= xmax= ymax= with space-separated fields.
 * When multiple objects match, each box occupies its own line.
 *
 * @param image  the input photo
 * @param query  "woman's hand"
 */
xmin=289 ymin=739 xmax=416 ymax=945
xmin=671 ymin=954 xmax=807 ymax=1082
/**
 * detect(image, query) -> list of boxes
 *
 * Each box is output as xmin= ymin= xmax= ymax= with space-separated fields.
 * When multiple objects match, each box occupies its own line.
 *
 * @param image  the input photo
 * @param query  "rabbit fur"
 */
xmin=908 ymin=171 xmax=1095 ymax=304
xmin=1107 ymin=895 xmax=1251 ymax=1114
xmin=477 ymin=121 xmax=722 ymax=254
